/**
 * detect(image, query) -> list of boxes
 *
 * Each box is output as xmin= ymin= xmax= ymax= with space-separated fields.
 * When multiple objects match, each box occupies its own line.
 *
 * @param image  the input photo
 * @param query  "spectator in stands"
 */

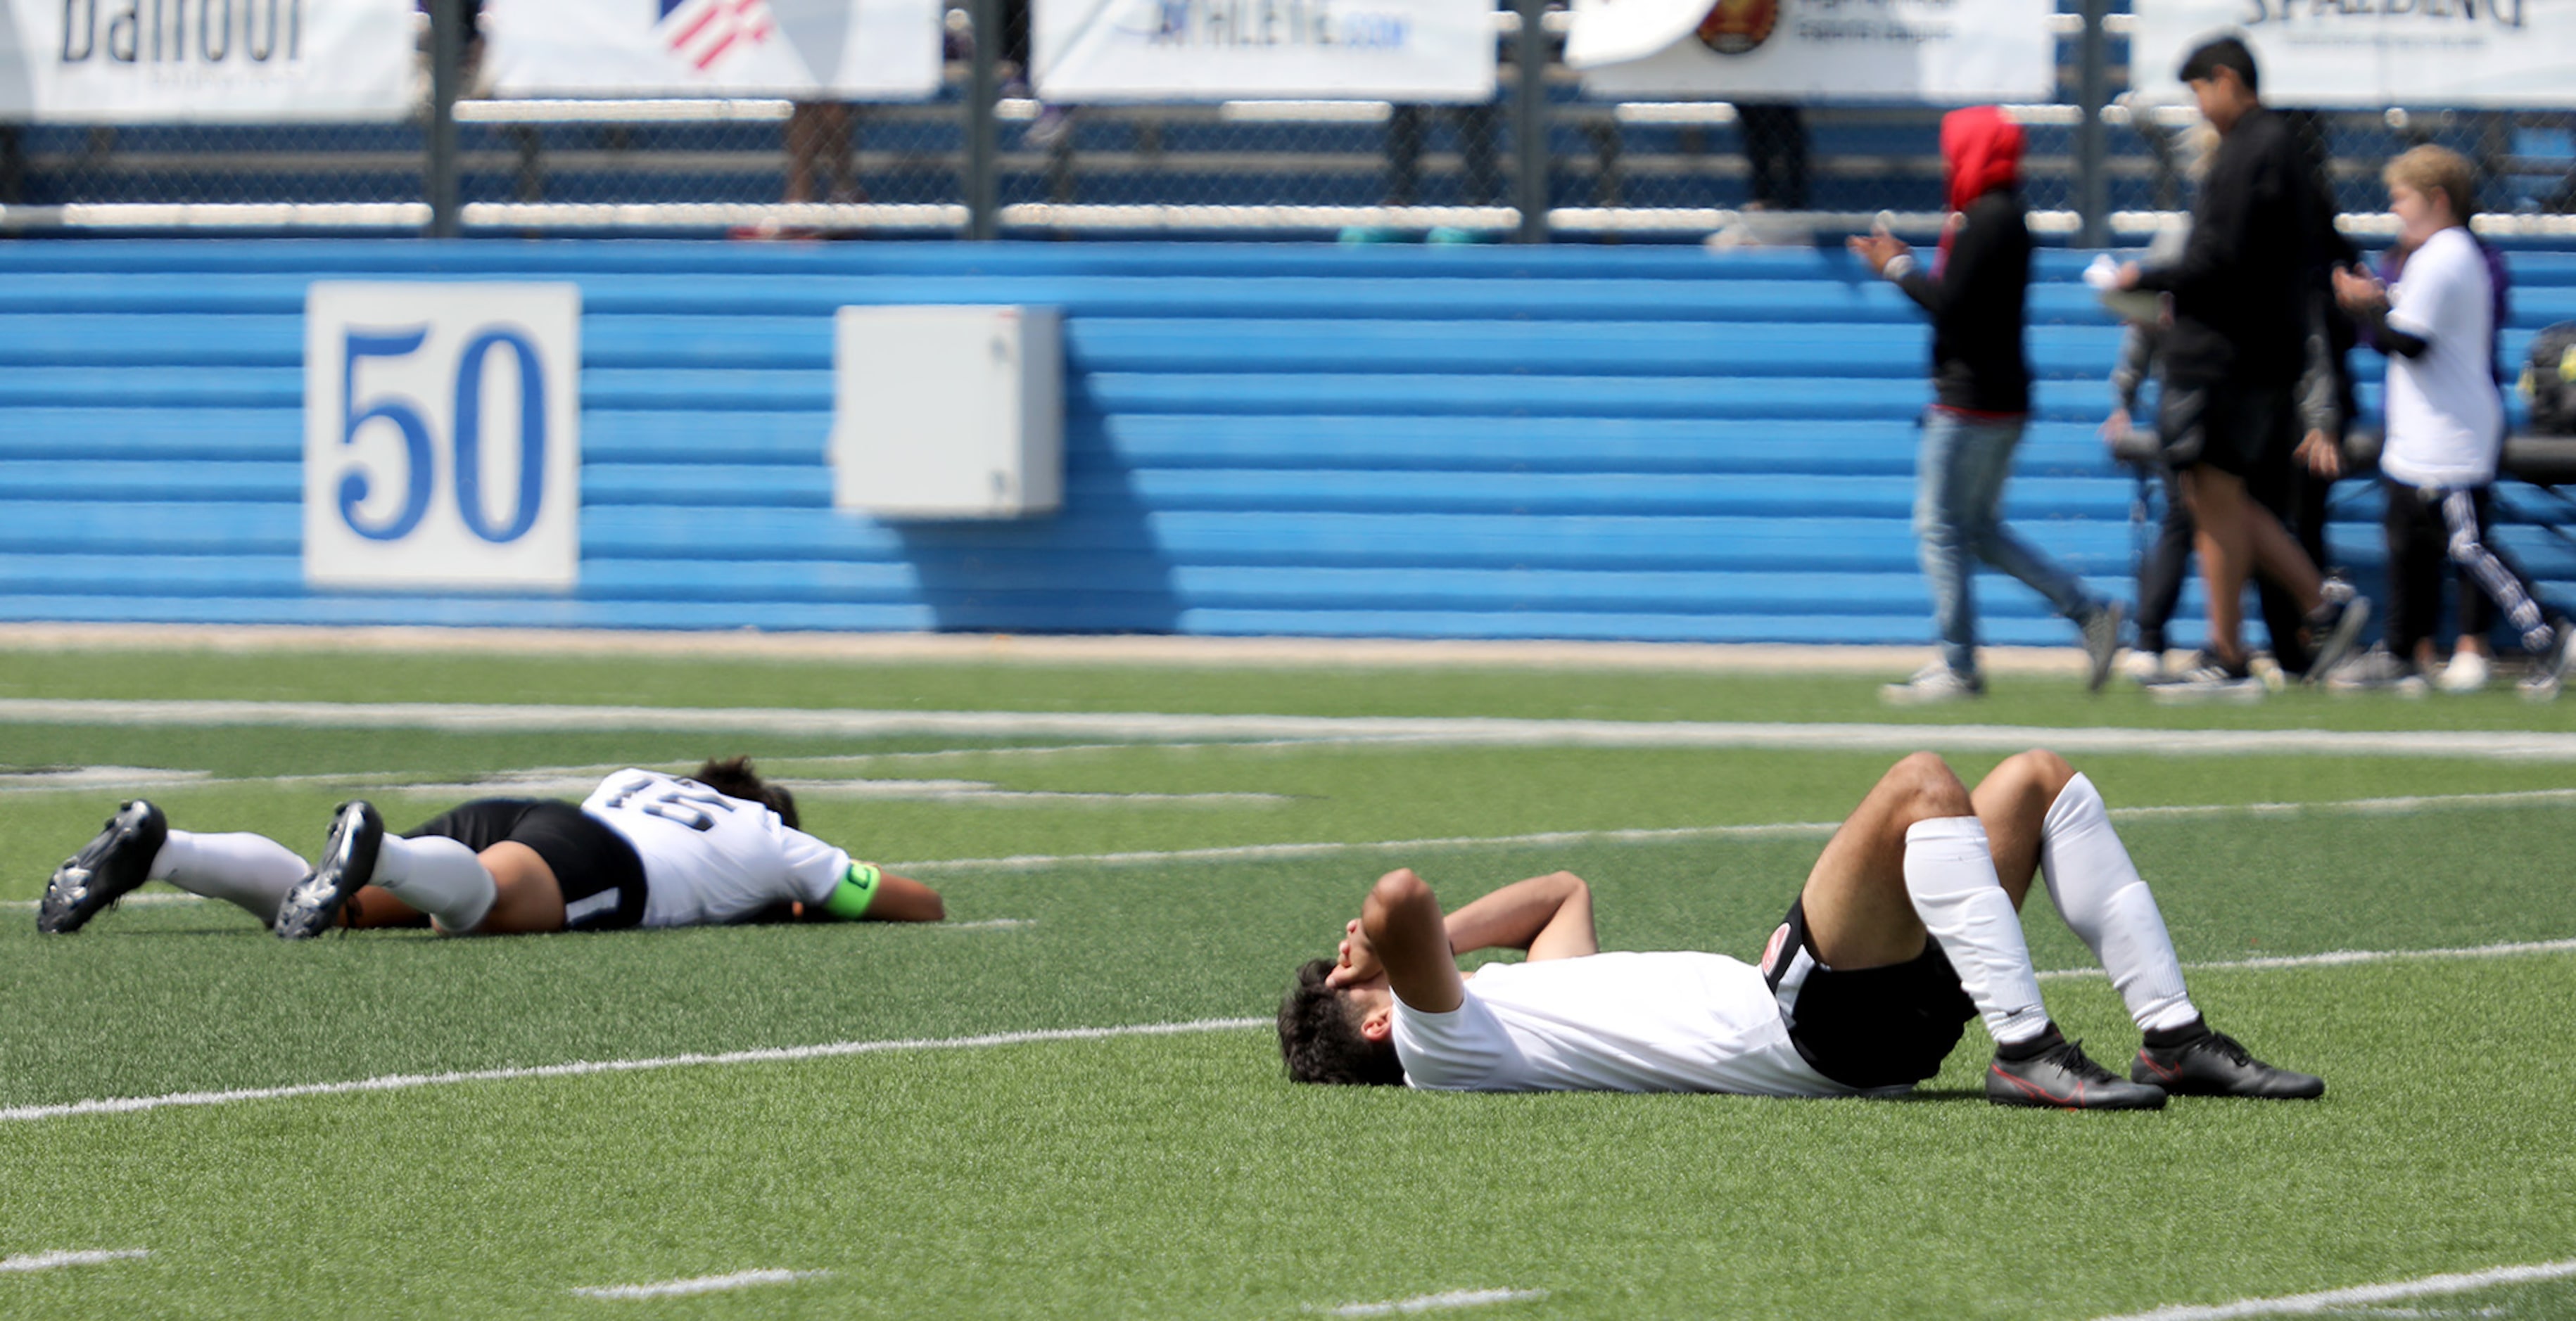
xmin=1737 ymin=102 xmax=1806 ymax=210
xmin=2114 ymin=37 xmax=2369 ymax=698
xmin=2330 ymin=145 xmax=2574 ymax=698
xmin=1851 ymin=106 xmax=2124 ymax=703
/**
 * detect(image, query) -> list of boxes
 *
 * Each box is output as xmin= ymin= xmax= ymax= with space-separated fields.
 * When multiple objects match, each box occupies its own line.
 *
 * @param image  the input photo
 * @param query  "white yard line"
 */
xmin=5 ymin=938 xmax=2572 ymax=1125
xmin=2089 ymin=1258 xmax=2576 ymax=1320
xmin=12 ymin=698 xmax=2576 ymax=761
xmin=1319 ymin=1288 xmax=1549 ymax=1316
xmin=571 ymin=1269 xmax=828 ymax=1301
xmin=0 ymin=1249 xmax=150 ymax=1273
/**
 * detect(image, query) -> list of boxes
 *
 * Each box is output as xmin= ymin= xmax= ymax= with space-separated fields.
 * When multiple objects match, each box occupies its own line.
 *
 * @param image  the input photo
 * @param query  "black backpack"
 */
xmin=2525 ymin=321 xmax=2576 ymax=435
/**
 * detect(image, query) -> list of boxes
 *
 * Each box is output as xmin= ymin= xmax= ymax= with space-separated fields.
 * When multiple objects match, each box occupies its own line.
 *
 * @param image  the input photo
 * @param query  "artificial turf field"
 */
xmin=4 ymin=638 xmax=2575 ymax=1320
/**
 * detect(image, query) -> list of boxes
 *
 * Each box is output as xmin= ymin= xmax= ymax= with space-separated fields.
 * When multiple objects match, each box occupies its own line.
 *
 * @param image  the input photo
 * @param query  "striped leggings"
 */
xmin=2383 ymin=481 xmax=2555 ymax=658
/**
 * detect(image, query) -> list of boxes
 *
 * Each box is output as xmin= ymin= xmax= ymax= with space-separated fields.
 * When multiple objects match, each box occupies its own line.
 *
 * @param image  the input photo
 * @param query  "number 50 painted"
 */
xmin=303 ymin=283 xmax=582 ymax=592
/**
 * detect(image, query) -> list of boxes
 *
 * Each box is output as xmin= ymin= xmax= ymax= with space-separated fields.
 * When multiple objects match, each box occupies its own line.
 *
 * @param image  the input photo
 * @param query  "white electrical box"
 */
xmin=829 ymin=305 xmax=1063 ymax=520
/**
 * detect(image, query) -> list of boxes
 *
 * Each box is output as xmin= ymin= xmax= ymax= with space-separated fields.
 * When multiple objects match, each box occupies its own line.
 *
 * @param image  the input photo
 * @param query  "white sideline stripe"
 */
xmin=571 ymin=1269 xmax=827 ymax=1300
xmin=15 ymin=698 xmax=2576 ymax=761
xmin=2038 ymin=937 xmax=2576 ymax=983
xmin=885 ymin=789 xmax=2576 ymax=874
xmin=6 ymin=938 xmax=2572 ymax=1125
xmin=1321 ymin=1288 xmax=1547 ymax=1316
xmin=0 ymin=1249 xmax=149 ymax=1273
xmin=0 ymin=1018 xmax=1269 ymax=1124
xmin=2089 ymin=1257 xmax=2576 ymax=1320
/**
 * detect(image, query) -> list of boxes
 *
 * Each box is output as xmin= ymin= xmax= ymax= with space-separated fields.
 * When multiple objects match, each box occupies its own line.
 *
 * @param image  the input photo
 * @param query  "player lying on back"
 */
xmin=37 ymin=756 xmax=944 ymax=938
xmin=1280 ymin=749 xmax=2318 ymax=1109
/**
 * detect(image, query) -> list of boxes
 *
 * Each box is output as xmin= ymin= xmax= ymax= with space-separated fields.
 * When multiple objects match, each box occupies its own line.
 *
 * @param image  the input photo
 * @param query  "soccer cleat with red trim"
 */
xmin=1986 ymin=1037 xmax=2167 ymax=1110
xmin=2132 ymin=1030 xmax=2323 ymax=1099
xmin=39 ymin=800 xmax=167 ymax=934
xmin=273 ymin=801 xmax=383 ymax=940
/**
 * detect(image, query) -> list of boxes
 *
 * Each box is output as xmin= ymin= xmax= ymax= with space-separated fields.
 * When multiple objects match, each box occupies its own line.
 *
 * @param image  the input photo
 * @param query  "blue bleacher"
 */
xmin=1 ymin=238 xmax=2571 ymax=644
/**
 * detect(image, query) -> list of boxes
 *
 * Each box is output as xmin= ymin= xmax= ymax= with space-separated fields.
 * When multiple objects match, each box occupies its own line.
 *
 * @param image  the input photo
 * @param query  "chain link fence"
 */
xmin=2 ymin=3 xmax=2572 ymax=242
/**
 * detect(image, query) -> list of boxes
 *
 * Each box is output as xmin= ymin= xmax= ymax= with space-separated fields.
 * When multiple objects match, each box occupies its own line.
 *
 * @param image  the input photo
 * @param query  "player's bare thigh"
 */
xmin=341 ymin=841 xmax=565 ymax=935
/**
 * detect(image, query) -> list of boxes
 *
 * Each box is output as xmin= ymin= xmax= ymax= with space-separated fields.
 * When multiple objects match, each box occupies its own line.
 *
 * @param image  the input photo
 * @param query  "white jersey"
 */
xmin=580 ymin=768 xmax=852 ymax=928
xmin=1389 ymin=952 xmax=1856 ymax=1097
xmin=2381 ymin=226 xmax=2505 ymax=490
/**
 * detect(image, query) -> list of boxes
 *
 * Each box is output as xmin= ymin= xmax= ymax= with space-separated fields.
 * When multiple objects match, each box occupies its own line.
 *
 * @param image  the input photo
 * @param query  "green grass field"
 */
xmin=4 ymin=639 xmax=2574 ymax=1320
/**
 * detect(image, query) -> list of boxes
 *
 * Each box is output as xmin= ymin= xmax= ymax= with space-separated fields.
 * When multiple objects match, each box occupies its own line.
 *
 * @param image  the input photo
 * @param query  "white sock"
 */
xmin=147 ymin=829 xmax=310 ymax=921
xmin=2039 ymin=774 xmax=2200 ymax=1033
xmin=372 ymin=835 xmax=497 ymax=934
xmin=1903 ymin=816 xmax=2052 ymax=1046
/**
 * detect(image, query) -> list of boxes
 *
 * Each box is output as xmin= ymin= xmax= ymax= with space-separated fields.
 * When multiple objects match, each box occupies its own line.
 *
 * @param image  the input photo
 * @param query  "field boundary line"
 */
xmin=571 ymin=1269 xmax=829 ymax=1301
xmin=0 ymin=1249 xmax=150 ymax=1273
xmin=1319 ymin=1287 xmax=1548 ymax=1316
xmin=0 ymin=1017 xmax=1267 ymax=1124
xmin=11 ymin=698 xmax=2576 ymax=761
xmin=6 ymin=939 xmax=2573 ymax=1124
xmin=2088 ymin=1256 xmax=2576 ymax=1319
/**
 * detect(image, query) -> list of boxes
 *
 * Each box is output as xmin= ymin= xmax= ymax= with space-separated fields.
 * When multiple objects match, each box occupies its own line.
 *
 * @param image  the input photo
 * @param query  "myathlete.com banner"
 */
xmin=0 ymin=0 xmax=414 ymax=121
xmin=1033 ymin=0 xmax=1496 ymax=103
xmin=483 ymin=0 xmax=943 ymax=99
xmin=2133 ymin=0 xmax=2567 ymax=108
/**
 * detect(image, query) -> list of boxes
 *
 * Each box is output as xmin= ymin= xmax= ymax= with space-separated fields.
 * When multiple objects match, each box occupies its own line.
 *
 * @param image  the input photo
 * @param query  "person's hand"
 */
xmin=2332 ymin=264 xmax=2385 ymax=314
xmin=1326 ymin=917 xmax=1385 ymax=988
xmin=1845 ymin=232 xmax=1909 ymax=278
xmin=2114 ymin=261 xmax=2143 ymax=291
xmin=2295 ymin=428 xmax=2345 ymax=479
xmin=2100 ymin=407 xmax=2131 ymax=445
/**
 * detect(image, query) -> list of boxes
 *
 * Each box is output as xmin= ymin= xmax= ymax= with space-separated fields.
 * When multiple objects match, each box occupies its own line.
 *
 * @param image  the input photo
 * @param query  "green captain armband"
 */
xmin=819 ymin=862 xmax=883 ymax=921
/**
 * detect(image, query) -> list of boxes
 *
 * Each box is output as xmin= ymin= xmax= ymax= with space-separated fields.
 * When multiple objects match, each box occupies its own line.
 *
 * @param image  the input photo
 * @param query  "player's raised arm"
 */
xmin=1441 ymin=870 xmax=1596 ymax=964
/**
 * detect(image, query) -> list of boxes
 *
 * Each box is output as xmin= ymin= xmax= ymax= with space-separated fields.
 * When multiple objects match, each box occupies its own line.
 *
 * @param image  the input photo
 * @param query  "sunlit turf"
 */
xmin=3 ymin=641 xmax=2574 ymax=1318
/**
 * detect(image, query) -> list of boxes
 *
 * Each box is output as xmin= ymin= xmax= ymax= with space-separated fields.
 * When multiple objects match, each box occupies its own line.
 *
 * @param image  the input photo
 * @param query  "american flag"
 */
xmin=659 ymin=0 xmax=778 ymax=72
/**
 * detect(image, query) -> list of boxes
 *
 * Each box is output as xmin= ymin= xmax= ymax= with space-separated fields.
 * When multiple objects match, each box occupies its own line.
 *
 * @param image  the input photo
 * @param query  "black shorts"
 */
xmin=1759 ymin=897 xmax=1977 ymax=1091
xmin=2157 ymin=382 xmax=2293 ymax=478
xmin=403 ymin=799 xmax=648 ymax=931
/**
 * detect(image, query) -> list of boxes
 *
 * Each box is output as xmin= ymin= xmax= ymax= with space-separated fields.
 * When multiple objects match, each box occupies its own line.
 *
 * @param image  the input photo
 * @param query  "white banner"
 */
xmin=305 ymin=284 xmax=583 ymax=593
xmin=2133 ymin=2 xmax=2569 ymax=108
xmin=484 ymin=0 xmax=941 ymax=99
xmin=1033 ymin=0 xmax=1495 ymax=103
xmin=1569 ymin=0 xmax=2055 ymax=103
xmin=0 ymin=0 xmax=414 ymax=122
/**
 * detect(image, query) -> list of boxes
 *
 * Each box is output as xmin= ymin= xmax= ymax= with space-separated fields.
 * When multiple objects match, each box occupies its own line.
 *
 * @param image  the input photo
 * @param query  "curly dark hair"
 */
xmin=692 ymin=755 xmax=799 ymax=830
xmin=1277 ymin=958 xmax=1405 ymax=1086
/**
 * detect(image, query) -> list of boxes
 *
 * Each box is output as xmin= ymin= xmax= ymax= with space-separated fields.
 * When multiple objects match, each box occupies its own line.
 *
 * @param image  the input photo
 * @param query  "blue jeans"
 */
xmin=1915 ymin=410 xmax=2098 ymax=676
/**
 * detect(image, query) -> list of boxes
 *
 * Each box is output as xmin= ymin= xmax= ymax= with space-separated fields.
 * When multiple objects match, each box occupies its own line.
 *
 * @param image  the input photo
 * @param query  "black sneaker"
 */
xmin=2133 ymin=1030 xmax=2324 ymax=1099
xmin=2144 ymin=650 xmax=2267 ymax=705
xmin=39 ymin=800 xmax=167 ymax=934
xmin=1988 ymin=1037 xmax=2169 ymax=1110
xmin=274 ymin=801 xmax=383 ymax=940
xmin=2301 ymin=580 xmax=2372 ymax=685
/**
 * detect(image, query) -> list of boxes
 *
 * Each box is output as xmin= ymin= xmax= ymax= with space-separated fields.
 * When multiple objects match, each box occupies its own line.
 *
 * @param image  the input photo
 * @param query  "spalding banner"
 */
xmin=483 ymin=0 xmax=942 ymax=98
xmin=1568 ymin=0 xmax=2055 ymax=102
xmin=0 ymin=0 xmax=415 ymax=121
xmin=1033 ymin=0 xmax=1497 ymax=102
xmin=2133 ymin=1 xmax=2568 ymax=108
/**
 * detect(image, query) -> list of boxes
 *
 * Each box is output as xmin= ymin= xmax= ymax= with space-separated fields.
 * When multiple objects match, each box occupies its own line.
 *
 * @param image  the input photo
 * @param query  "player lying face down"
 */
xmin=39 ymin=756 xmax=944 ymax=939
xmin=1280 ymin=749 xmax=2320 ymax=1109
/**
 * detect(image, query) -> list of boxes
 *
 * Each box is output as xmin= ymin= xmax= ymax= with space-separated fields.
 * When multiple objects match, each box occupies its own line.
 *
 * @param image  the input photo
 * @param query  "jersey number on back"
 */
xmin=601 ymin=777 xmax=734 ymax=832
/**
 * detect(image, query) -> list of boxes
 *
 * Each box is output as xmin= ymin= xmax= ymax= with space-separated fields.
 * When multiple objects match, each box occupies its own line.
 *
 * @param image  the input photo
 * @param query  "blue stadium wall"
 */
xmin=4 ymin=238 xmax=2572 ymax=644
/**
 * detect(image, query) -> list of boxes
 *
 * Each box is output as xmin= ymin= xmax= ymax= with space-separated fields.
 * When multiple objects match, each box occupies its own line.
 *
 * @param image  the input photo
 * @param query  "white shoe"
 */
xmin=2438 ymin=650 xmax=2491 ymax=693
xmin=1880 ymin=664 xmax=1984 ymax=706
xmin=2121 ymin=649 xmax=2171 ymax=684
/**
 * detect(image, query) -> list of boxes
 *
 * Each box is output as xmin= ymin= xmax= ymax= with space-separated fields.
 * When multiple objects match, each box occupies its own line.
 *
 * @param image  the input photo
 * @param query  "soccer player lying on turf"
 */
xmin=1279 ymin=749 xmax=2318 ymax=1109
xmin=38 ymin=757 xmax=944 ymax=939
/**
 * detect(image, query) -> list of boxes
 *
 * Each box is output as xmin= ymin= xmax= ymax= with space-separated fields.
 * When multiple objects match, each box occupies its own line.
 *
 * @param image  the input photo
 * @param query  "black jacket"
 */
xmin=1893 ymin=189 xmax=2031 ymax=414
xmin=2135 ymin=107 xmax=2319 ymax=390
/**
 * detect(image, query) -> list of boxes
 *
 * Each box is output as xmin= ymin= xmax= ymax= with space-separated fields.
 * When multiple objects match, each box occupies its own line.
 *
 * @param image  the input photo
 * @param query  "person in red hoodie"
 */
xmin=1851 ymin=106 xmax=2123 ymax=703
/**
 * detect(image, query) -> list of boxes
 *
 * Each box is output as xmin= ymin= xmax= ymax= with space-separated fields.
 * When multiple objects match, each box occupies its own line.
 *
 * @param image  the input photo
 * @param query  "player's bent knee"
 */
xmin=1888 ymin=752 xmax=1972 ymax=818
xmin=2009 ymin=748 xmax=2074 ymax=793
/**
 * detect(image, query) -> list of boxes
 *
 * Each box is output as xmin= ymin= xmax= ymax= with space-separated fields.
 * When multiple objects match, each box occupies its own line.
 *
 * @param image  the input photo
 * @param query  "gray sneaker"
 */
xmin=2081 ymin=601 xmax=2125 ymax=694
xmin=2300 ymin=579 xmax=2372 ymax=685
xmin=2323 ymin=646 xmax=2426 ymax=696
xmin=2520 ymin=620 xmax=2574 ymax=701
xmin=1880 ymin=664 xmax=1984 ymax=706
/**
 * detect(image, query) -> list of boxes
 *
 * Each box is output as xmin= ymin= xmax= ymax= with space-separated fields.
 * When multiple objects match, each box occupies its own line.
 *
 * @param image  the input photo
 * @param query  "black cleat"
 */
xmin=2133 ymin=1030 xmax=2323 ymax=1099
xmin=274 ymin=801 xmax=383 ymax=940
xmin=39 ymin=800 xmax=167 ymax=934
xmin=1988 ymin=1037 xmax=2168 ymax=1110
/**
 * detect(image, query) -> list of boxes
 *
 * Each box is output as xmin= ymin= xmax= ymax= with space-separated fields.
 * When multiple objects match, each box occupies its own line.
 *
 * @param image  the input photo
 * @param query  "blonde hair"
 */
xmin=2384 ymin=144 xmax=2478 ymax=223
